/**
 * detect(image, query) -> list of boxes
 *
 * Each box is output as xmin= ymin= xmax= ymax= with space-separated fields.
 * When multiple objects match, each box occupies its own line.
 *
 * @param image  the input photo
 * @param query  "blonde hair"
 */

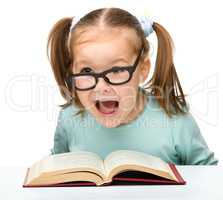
xmin=47 ymin=7 xmax=188 ymax=118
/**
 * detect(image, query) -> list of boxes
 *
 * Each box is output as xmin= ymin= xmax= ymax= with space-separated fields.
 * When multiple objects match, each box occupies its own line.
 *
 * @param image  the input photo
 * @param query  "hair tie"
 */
xmin=67 ymin=16 xmax=81 ymax=52
xmin=69 ymin=16 xmax=81 ymax=33
xmin=137 ymin=15 xmax=154 ymax=37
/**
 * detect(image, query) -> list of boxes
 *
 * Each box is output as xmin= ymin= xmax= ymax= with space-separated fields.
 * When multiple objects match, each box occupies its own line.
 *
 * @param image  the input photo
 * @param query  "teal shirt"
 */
xmin=51 ymin=94 xmax=218 ymax=165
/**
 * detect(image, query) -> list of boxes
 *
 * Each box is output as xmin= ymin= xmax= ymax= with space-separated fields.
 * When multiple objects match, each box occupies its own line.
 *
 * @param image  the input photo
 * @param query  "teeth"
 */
xmin=95 ymin=97 xmax=119 ymax=102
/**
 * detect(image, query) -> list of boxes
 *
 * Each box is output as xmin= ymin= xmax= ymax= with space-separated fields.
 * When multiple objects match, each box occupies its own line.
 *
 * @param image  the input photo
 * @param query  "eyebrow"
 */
xmin=75 ymin=58 xmax=130 ymax=70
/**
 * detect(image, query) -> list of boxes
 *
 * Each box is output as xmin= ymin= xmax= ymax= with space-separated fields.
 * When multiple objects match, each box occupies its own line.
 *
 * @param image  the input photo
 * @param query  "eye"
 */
xmin=112 ymin=67 xmax=126 ymax=73
xmin=80 ymin=67 xmax=93 ymax=73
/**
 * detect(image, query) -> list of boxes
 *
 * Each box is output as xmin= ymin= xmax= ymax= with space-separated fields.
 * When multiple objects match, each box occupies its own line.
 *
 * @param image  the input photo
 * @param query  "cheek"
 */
xmin=117 ymin=80 xmax=139 ymax=113
xmin=76 ymin=91 xmax=94 ymax=110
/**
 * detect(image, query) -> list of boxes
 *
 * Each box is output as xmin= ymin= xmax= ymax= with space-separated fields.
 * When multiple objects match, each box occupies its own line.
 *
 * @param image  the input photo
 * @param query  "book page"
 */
xmin=104 ymin=150 xmax=170 ymax=176
xmin=31 ymin=151 xmax=105 ymax=178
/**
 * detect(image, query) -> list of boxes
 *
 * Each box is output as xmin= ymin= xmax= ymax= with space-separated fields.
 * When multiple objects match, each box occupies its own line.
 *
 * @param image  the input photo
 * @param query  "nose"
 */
xmin=93 ymin=77 xmax=112 ymax=94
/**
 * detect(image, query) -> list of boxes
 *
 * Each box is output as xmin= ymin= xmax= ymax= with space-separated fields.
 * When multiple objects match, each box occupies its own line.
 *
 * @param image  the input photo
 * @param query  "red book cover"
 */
xmin=23 ymin=163 xmax=186 ymax=187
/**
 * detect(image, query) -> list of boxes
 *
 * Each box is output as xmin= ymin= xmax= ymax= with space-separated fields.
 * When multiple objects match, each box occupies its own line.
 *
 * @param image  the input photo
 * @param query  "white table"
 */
xmin=1 ymin=166 xmax=222 ymax=200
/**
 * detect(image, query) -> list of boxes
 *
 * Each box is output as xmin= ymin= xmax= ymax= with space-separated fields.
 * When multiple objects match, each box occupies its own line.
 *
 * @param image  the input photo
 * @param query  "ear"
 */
xmin=139 ymin=57 xmax=151 ymax=83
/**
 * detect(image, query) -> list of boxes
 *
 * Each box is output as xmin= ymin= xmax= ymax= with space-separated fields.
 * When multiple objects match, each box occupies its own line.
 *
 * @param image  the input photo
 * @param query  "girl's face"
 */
xmin=72 ymin=27 xmax=150 ymax=128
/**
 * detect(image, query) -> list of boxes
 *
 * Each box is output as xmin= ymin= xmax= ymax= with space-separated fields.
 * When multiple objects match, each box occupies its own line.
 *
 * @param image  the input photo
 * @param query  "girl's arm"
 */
xmin=172 ymin=113 xmax=218 ymax=165
xmin=50 ymin=109 xmax=69 ymax=155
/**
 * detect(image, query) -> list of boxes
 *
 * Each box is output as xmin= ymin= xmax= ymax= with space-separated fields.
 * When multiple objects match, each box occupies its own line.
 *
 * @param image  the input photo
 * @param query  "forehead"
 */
xmin=72 ymin=27 xmax=140 ymax=65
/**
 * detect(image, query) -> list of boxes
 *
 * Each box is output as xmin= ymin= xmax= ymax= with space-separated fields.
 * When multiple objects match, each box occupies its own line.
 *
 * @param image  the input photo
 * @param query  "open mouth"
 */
xmin=95 ymin=100 xmax=119 ymax=115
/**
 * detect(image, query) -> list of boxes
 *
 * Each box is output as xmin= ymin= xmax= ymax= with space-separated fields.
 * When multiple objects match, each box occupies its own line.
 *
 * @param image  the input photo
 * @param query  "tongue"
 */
xmin=99 ymin=101 xmax=117 ymax=114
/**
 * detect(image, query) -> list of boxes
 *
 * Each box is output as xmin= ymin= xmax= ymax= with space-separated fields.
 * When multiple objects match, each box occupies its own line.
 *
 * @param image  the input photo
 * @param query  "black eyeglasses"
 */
xmin=67 ymin=47 xmax=144 ymax=91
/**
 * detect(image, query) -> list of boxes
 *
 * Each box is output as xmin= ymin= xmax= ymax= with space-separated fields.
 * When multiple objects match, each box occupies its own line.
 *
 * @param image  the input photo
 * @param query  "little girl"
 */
xmin=47 ymin=7 xmax=218 ymax=165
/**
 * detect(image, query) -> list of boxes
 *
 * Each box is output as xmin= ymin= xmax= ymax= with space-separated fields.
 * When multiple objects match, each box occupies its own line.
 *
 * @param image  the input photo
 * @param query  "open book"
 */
xmin=23 ymin=150 xmax=186 ymax=187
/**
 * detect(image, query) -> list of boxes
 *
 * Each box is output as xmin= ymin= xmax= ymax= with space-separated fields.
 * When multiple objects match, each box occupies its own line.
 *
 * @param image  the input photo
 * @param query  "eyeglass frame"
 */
xmin=67 ymin=46 xmax=144 ymax=91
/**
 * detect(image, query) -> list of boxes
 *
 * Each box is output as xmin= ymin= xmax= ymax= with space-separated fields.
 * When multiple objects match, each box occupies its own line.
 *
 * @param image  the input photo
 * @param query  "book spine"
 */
xmin=169 ymin=164 xmax=186 ymax=184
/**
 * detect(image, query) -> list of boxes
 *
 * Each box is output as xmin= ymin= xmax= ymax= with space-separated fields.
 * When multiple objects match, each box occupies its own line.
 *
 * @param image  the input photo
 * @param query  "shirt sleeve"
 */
xmin=50 ymin=108 xmax=69 ymax=155
xmin=172 ymin=113 xmax=218 ymax=165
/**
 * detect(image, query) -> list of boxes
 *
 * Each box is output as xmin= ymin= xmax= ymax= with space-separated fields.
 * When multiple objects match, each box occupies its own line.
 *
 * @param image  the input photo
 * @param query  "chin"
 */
xmin=95 ymin=109 xmax=130 ymax=128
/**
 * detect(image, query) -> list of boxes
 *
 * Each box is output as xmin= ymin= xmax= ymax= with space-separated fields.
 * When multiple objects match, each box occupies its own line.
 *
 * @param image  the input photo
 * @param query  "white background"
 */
xmin=0 ymin=0 xmax=222 ymax=167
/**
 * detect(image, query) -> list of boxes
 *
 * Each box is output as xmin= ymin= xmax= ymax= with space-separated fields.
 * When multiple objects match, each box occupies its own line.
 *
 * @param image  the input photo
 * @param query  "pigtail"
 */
xmin=46 ymin=17 xmax=73 ymax=107
xmin=145 ymin=22 xmax=188 ymax=117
